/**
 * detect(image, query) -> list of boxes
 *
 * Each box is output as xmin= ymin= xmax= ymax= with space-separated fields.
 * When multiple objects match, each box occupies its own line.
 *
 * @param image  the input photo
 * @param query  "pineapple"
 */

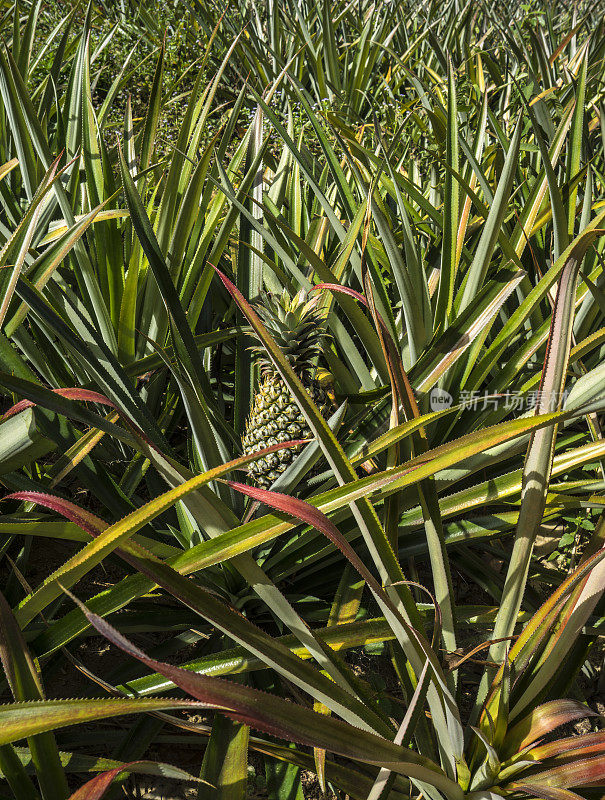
xmin=242 ymin=290 xmax=332 ymax=487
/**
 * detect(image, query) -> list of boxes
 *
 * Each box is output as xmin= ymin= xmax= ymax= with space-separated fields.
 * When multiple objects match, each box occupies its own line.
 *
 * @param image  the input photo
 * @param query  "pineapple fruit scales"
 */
xmin=242 ymin=290 xmax=332 ymax=487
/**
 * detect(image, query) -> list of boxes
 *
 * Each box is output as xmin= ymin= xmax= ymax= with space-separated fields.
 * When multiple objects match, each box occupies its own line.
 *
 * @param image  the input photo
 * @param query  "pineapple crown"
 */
xmin=249 ymin=289 xmax=330 ymax=379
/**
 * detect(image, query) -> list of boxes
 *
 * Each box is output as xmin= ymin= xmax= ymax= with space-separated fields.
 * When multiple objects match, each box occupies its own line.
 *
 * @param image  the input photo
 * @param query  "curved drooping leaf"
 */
xmin=65 ymin=760 xmax=206 ymax=800
xmin=65 ymin=590 xmax=464 ymax=800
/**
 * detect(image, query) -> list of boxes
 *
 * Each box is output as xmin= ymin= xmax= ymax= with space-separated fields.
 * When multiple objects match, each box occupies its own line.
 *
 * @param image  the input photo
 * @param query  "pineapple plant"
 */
xmin=242 ymin=290 xmax=332 ymax=486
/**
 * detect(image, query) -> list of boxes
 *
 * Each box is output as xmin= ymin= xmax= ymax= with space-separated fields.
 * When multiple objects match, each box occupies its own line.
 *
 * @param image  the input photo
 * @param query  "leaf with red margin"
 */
xmin=223 ymin=480 xmax=469 ymax=768
xmin=63 ymin=590 xmax=462 ymax=797
xmin=0 ymin=387 xmax=157 ymax=449
xmin=5 ymin=440 xmax=308 ymax=627
xmin=507 ymin=782 xmax=585 ymax=800
xmin=312 ymin=282 xmax=419 ymax=416
xmin=5 ymin=487 xmax=397 ymax=737
xmin=67 ymin=761 xmax=209 ymax=800
xmin=226 ymin=480 xmax=397 ymax=609
xmin=224 ymin=481 xmax=451 ymax=690
xmin=4 ymin=492 xmax=106 ymax=536
xmin=3 ymin=451 xmax=310 ymax=542
xmin=2 ymin=436 xmax=309 ymax=537
xmin=514 ymin=754 xmax=605 ymax=789
xmin=527 ymin=730 xmax=605 ymax=764
xmin=2 ymin=389 xmax=114 ymax=421
xmin=313 ymin=281 xmax=459 ymax=661
xmin=482 ymin=546 xmax=605 ymax=728
xmin=0 ymin=698 xmax=227 ymax=745
xmin=505 ymin=700 xmax=600 ymax=754
xmin=66 ymin=764 xmax=148 ymax=800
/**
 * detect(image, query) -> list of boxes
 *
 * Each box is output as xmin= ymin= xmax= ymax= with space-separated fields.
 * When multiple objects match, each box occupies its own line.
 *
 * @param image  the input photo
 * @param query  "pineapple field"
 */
xmin=1 ymin=0 xmax=605 ymax=797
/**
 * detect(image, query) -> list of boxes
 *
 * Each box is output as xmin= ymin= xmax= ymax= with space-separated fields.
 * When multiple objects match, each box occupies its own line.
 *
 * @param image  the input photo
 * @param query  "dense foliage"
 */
xmin=0 ymin=0 xmax=604 ymax=797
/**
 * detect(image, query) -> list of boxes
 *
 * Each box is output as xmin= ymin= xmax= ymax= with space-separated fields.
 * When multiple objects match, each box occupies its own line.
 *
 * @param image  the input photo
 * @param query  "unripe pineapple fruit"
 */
xmin=242 ymin=290 xmax=332 ymax=487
